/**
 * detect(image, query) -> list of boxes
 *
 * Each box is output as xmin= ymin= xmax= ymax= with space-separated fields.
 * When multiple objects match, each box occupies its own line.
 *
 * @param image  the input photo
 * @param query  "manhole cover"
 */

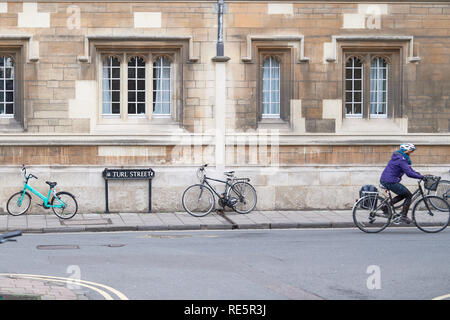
xmin=104 ymin=244 xmax=125 ymax=248
xmin=60 ymin=218 xmax=112 ymax=226
xmin=146 ymin=234 xmax=191 ymax=239
xmin=36 ymin=245 xmax=80 ymax=250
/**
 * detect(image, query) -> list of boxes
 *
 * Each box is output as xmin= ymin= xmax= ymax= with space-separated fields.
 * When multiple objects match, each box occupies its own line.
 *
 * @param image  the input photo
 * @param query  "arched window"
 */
xmin=128 ymin=56 xmax=146 ymax=115
xmin=345 ymin=56 xmax=363 ymax=117
xmin=262 ymin=56 xmax=280 ymax=118
xmin=370 ymin=57 xmax=388 ymax=117
xmin=0 ymin=56 xmax=14 ymax=116
xmin=102 ymin=56 xmax=121 ymax=115
xmin=153 ymin=56 xmax=171 ymax=116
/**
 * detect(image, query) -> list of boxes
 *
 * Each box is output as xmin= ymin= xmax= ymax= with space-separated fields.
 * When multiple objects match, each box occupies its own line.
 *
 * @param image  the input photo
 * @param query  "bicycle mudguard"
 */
xmin=51 ymin=191 xmax=76 ymax=207
xmin=233 ymin=178 xmax=251 ymax=182
xmin=55 ymin=191 xmax=76 ymax=199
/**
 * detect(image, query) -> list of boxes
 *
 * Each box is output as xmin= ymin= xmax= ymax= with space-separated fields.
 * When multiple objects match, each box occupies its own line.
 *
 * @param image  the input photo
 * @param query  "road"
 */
xmin=1 ymin=228 xmax=449 ymax=300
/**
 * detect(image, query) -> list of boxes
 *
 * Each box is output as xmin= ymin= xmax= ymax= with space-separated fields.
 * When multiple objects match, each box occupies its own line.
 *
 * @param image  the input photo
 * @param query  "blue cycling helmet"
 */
xmin=399 ymin=143 xmax=416 ymax=152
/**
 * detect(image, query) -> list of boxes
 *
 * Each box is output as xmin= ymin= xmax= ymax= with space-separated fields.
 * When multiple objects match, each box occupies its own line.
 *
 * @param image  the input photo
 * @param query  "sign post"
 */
xmin=102 ymin=168 xmax=155 ymax=213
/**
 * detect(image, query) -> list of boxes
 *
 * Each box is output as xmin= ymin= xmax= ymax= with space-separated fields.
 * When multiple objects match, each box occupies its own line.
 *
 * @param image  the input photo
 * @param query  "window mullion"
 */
xmin=121 ymin=53 xmax=127 ymax=120
xmin=148 ymin=53 xmax=153 ymax=119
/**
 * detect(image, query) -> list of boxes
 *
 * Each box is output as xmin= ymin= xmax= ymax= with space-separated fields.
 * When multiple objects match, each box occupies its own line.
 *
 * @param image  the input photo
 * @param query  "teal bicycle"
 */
xmin=6 ymin=165 xmax=78 ymax=219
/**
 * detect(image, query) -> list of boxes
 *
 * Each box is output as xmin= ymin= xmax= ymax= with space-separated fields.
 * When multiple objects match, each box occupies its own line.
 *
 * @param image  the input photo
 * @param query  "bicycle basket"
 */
xmin=359 ymin=185 xmax=378 ymax=210
xmin=424 ymin=176 xmax=440 ymax=191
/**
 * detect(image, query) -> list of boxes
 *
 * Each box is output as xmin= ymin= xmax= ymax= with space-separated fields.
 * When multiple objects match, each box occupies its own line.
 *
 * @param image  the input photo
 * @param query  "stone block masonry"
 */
xmin=0 ymin=1 xmax=449 ymax=212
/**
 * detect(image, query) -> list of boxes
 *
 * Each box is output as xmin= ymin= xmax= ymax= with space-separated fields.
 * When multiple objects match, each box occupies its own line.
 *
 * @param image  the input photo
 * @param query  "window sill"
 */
xmin=0 ymin=118 xmax=24 ymax=132
xmin=339 ymin=117 xmax=407 ymax=134
xmin=93 ymin=116 xmax=181 ymax=134
xmin=258 ymin=117 xmax=291 ymax=131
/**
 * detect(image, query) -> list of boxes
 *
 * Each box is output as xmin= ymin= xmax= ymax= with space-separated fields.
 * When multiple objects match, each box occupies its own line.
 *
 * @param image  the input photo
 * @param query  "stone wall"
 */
xmin=0 ymin=1 xmax=449 ymax=212
xmin=0 ymin=1 xmax=448 ymax=133
xmin=1 ymin=164 xmax=449 ymax=214
xmin=0 ymin=145 xmax=449 ymax=166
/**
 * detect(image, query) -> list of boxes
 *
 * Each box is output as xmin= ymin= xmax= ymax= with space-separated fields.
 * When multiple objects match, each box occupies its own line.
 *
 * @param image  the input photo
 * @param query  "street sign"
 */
xmin=103 ymin=168 xmax=155 ymax=180
xmin=102 ymin=168 xmax=155 ymax=213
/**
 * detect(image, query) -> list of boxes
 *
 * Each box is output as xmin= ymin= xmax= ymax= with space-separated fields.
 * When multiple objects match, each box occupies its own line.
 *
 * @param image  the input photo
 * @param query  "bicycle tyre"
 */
xmin=227 ymin=181 xmax=257 ymax=214
xmin=182 ymin=184 xmax=215 ymax=217
xmin=51 ymin=192 xmax=78 ymax=219
xmin=412 ymin=195 xmax=450 ymax=233
xmin=6 ymin=191 xmax=32 ymax=216
xmin=352 ymin=195 xmax=392 ymax=233
xmin=427 ymin=180 xmax=450 ymax=211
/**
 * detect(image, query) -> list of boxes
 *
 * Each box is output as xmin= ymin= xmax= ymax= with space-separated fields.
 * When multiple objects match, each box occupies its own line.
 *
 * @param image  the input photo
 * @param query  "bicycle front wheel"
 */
xmin=51 ymin=192 xmax=78 ymax=219
xmin=7 ymin=191 xmax=31 ymax=216
xmin=182 ymin=184 xmax=215 ymax=217
xmin=412 ymin=196 xmax=450 ymax=233
xmin=227 ymin=181 xmax=257 ymax=214
xmin=352 ymin=195 xmax=391 ymax=233
xmin=427 ymin=180 xmax=450 ymax=211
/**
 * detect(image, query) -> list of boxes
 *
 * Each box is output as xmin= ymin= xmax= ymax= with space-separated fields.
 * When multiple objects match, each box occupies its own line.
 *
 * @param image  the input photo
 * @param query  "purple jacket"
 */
xmin=380 ymin=152 xmax=423 ymax=184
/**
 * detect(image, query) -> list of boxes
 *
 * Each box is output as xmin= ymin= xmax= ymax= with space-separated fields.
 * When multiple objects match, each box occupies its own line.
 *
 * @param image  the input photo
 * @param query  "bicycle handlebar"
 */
xmin=21 ymin=165 xmax=38 ymax=180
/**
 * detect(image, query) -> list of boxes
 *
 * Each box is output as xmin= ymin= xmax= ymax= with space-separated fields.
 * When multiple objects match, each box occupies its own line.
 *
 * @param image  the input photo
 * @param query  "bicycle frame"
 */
xmin=18 ymin=182 xmax=66 ymax=209
xmin=382 ymin=181 xmax=427 ymax=214
xmin=202 ymin=176 xmax=232 ymax=198
xmin=201 ymin=175 xmax=249 ymax=199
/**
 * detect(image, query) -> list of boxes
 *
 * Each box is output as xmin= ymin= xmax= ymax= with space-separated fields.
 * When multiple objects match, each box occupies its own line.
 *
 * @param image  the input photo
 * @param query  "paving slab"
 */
xmin=0 ymin=209 xmax=363 ymax=234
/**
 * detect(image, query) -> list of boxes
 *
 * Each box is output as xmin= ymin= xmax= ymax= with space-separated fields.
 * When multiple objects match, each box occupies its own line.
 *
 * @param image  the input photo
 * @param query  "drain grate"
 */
xmin=36 ymin=245 xmax=80 ymax=250
xmin=60 ymin=218 xmax=112 ymax=226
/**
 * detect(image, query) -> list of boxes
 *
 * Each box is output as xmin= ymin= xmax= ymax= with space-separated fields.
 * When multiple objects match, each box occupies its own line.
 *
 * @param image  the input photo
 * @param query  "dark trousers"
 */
xmin=380 ymin=181 xmax=413 ymax=216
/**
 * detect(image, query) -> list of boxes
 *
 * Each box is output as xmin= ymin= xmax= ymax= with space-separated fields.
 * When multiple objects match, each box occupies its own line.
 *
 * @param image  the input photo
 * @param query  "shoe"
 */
xmin=400 ymin=216 xmax=413 ymax=224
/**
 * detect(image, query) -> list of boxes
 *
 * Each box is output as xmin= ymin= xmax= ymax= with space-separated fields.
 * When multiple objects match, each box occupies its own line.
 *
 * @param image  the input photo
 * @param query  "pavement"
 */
xmin=0 ymin=210 xmax=356 ymax=234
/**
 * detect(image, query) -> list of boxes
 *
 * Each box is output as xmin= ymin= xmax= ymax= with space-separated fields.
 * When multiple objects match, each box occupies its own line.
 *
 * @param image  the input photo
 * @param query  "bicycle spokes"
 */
xmin=413 ymin=196 xmax=450 ymax=233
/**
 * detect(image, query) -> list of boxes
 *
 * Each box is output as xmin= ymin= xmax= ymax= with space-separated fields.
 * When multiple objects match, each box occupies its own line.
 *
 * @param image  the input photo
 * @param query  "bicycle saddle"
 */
xmin=224 ymin=171 xmax=235 ymax=176
xmin=379 ymin=184 xmax=388 ymax=190
xmin=46 ymin=181 xmax=57 ymax=188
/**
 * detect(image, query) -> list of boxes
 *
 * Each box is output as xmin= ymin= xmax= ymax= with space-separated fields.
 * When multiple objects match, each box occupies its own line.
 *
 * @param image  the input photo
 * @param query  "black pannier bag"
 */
xmin=359 ymin=184 xmax=378 ymax=209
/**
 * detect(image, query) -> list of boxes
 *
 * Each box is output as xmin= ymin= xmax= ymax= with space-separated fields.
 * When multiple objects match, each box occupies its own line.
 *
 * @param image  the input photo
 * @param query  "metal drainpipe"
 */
xmin=216 ymin=0 xmax=224 ymax=57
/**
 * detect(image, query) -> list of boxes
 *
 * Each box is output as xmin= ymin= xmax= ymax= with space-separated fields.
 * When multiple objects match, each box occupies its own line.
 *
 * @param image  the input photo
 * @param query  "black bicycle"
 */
xmin=353 ymin=175 xmax=450 ymax=233
xmin=182 ymin=164 xmax=257 ymax=217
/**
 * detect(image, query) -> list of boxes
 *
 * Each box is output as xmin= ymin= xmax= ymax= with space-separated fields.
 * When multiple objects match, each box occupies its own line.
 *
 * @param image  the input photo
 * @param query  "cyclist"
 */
xmin=380 ymin=143 xmax=424 ymax=224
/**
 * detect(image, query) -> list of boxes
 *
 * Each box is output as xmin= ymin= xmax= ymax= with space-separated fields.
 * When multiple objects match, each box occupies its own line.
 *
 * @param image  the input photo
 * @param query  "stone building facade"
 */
xmin=0 ymin=0 xmax=449 ymax=213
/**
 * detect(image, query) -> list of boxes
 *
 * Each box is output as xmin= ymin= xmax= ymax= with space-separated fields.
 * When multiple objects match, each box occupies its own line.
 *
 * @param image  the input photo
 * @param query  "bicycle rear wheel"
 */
xmin=51 ymin=192 xmax=78 ymax=219
xmin=182 ymin=184 xmax=215 ymax=217
xmin=352 ymin=195 xmax=391 ymax=233
xmin=412 ymin=196 xmax=450 ymax=233
xmin=227 ymin=181 xmax=257 ymax=214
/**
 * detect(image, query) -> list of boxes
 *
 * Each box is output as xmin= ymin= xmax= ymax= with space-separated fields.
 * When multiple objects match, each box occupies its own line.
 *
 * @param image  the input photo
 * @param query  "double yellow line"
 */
xmin=0 ymin=273 xmax=128 ymax=300
xmin=433 ymin=293 xmax=450 ymax=300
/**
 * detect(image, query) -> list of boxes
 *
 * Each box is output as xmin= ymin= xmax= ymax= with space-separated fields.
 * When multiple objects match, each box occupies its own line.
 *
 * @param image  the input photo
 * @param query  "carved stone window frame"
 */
xmin=94 ymin=42 xmax=183 ymax=127
xmin=257 ymin=46 xmax=293 ymax=126
xmin=341 ymin=44 xmax=403 ymax=120
xmin=0 ymin=44 xmax=24 ymax=130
